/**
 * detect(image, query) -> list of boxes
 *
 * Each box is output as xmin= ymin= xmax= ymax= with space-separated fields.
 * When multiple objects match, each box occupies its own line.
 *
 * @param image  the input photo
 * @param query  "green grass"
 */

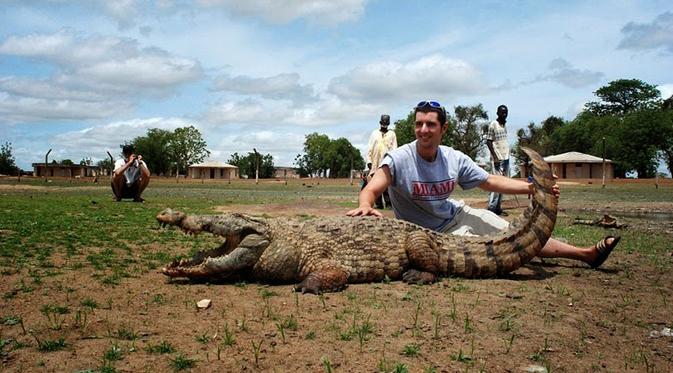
xmin=36 ymin=337 xmax=66 ymax=352
xmin=170 ymin=353 xmax=197 ymax=371
xmin=0 ymin=178 xmax=670 ymax=290
xmin=146 ymin=340 xmax=175 ymax=354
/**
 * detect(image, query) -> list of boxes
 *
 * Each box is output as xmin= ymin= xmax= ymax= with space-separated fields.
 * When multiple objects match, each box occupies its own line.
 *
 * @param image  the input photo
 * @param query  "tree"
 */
xmin=295 ymin=133 xmax=364 ymax=177
xmin=61 ymin=159 xmax=74 ymax=166
xmin=513 ymin=116 xmax=566 ymax=164
xmin=585 ymin=79 xmax=662 ymax=116
xmin=294 ymin=153 xmax=311 ymax=177
xmin=0 ymin=142 xmax=19 ymax=175
xmin=227 ymin=152 xmax=274 ymax=178
xmin=169 ymin=126 xmax=210 ymax=175
xmin=132 ymin=128 xmax=174 ymax=176
xmin=663 ymin=95 xmax=673 ymax=111
xmin=660 ymin=103 xmax=673 ymax=175
xmin=300 ymin=133 xmax=331 ymax=177
xmin=394 ymin=111 xmax=416 ymax=147
xmin=96 ymin=158 xmax=114 ymax=174
xmin=450 ymin=104 xmax=488 ymax=159
xmin=325 ymin=137 xmax=365 ymax=178
xmin=613 ymin=110 xmax=663 ymax=178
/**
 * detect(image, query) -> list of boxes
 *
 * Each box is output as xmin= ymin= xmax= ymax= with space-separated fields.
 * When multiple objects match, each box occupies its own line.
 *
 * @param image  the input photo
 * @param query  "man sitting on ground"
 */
xmin=112 ymin=144 xmax=150 ymax=202
xmin=347 ymin=100 xmax=619 ymax=269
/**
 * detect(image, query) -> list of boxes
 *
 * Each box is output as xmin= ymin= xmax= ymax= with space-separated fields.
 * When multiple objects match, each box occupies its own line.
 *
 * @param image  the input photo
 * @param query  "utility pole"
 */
xmin=349 ymin=155 xmax=354 ymax=186
xmin=253 ymin=148 xmax=259 ymax=185
xmin=106 ymin=151 xmax=114 ymax=178
xmin=44 ymin=149 xmax=52 ymax=182
xmin=601 ymin=137 xmax=606 ymax=189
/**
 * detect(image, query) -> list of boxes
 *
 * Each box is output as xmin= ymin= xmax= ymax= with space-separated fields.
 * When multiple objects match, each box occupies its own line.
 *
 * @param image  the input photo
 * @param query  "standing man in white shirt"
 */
xmin=486 ymin=105 xmax=510 ymax=216
xmin=367 ymin=114 xmax=397 ymax=209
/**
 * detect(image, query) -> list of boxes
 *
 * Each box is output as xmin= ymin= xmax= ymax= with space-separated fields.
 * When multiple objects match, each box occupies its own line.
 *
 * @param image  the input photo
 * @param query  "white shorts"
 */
xmin=439 ymin=205 xmax=509 ymax=237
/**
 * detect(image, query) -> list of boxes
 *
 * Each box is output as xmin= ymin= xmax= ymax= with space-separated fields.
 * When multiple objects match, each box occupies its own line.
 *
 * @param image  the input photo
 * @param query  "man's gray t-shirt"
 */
xmin=381 ymin=141 xmax=489 ymax=231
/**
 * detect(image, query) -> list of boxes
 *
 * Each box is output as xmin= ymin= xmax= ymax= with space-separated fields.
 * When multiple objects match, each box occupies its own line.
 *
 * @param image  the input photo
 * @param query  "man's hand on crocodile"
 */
xmin=346 ymin=205 xmax=383 ymax=217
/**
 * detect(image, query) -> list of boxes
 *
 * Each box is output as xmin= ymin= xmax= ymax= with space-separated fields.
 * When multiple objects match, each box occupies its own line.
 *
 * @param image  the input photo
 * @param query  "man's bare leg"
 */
xmin=539 ymin=237 xmax=616 ymax=263
xmin=135 ymin=168 xmax=151 ymax=201
xmin=111 ymin=173 xmax=125 ymax=201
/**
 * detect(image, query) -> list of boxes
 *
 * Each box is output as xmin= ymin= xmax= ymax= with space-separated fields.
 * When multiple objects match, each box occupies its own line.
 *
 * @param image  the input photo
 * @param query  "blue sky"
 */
xmin=1 ymin=0 xmax=672 ymax=173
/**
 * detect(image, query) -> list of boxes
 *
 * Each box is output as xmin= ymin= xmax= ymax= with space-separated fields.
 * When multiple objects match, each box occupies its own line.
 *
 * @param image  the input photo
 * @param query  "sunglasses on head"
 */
xmin=415 ymin=100 xmax=446 ymax=118
xmin=415 ymin=100 xmax=442 ymax=109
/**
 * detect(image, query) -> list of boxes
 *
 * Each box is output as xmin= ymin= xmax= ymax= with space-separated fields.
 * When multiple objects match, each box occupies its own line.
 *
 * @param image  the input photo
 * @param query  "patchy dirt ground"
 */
xmin=1 ymin=181 xmax=672 ymax=372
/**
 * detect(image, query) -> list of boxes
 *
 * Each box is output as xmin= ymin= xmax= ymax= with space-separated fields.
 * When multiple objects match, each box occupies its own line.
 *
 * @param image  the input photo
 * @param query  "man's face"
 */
xmin=414 ymin=111 xmax=447 ymax=150
xmin=497 ymin=107 xmax=508 ymax=121
xmin=380 ymin=118 xmax=390 ymax=130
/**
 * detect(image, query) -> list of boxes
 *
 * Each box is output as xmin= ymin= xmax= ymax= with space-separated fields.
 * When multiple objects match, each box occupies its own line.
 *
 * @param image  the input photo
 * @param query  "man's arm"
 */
xmin=113 ymin=156 xmax=135 ymax=177
xmin=346 ymin=165 xmax=392 ymax=217
xmin=479 ymin=174 xmax=559 ymax=198
xmin=486 ymin=123 xmax=498 ymax=162
xmin=486 ymin=139 xmax=498 ymax=163
xmin=366 ymin=131 xmax=376 ymax=166
xmin=137 ymin=155 xmax=150 ymax=176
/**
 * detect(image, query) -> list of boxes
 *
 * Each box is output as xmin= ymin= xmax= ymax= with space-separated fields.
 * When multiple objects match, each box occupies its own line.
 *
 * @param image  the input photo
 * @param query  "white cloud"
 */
xmin=205 ymin=129 xmax=307 ymax=166
xmin=327 ymin=55 xmax=486 ymax=104
xmin=196 ymin=0 xmax=368 ymax=25
xmin=0 ymin=31 xmax=203 ymax=92
xmin=74 ymin=53 xmax=201 ymax=91
xmin=100 ymin=0 xmax=140 ymax=30
xmin=0 ymin=91 xmax=129 ymax=123
xmin=203 ymin=96 xmax=383 ymax=128
xmin=0 ymin=77 xmax=108 ymax=101
xmin=0 ymin=30 xmax=203 ymax=121
xmin=51 ymin=117 xmax=191 ymax=156
xmin=212 ymin=73 xmax=316 ymax=104
xmin=535 ymin=58 xmax=604 ymax=89
xmin=658 ymin=83 xmax=673 ymax=99
xmin=618 ymin=12 xmax=673 ymax=53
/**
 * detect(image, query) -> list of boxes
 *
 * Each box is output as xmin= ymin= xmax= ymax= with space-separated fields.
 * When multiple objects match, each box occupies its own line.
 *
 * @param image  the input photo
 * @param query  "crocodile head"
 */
xmin=157 ymin=208 xmax=202 ymax=235
xmin=157 ymin=210 xmax=271 ymax=278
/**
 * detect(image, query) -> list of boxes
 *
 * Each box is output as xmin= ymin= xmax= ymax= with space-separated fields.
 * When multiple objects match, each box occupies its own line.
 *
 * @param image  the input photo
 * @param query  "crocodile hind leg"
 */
xmin=294 ymin=262 xmax=349 ymax=294
xmin=402 ymin=231 xmax=440 ymax=284
xmin=162 ymin=233 xmax=269 ymax=278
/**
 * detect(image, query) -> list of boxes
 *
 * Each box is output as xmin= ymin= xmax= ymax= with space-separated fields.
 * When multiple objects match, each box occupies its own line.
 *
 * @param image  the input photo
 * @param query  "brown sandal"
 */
xmin=590 ymin=236 xmax=621 ymax=269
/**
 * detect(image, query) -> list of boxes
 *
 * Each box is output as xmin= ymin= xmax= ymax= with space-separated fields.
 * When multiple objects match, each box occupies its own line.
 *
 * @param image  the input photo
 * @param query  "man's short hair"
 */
xmin=497 ymin=104 xmax=508 ymax=112
xmin=414 ymin=104 xmax=447 ymax=125
xmin=122 ymin=144 xmax=135 ymax=156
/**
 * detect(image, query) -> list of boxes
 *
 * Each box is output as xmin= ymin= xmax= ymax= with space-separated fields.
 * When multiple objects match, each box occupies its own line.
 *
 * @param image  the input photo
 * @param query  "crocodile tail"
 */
xmin=452 ymin=147 xmax=558 ymax=277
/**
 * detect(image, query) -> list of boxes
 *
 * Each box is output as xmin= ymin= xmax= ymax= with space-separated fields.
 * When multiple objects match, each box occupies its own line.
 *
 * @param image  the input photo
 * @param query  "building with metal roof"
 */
xmin=521 ymin=151 xmax=614 ymax=180
xmin=188 ymin=161 xmax=238 ymax=179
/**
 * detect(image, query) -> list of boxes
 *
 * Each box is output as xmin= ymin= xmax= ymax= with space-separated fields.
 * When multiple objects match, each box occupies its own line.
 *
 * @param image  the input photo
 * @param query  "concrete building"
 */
xmin=274 ymin=166 xmax=300 ymax=179
xmin=188 ymin=161 xmax=238 ymax=179
xmin=521 ymin=151 xmax=614 ymax=180
xmin=32 ymin=163 xmax=99 ymax=178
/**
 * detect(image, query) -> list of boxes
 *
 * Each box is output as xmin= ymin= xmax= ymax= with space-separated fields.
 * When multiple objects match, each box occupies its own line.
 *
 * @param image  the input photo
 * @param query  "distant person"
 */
xmin=486 ymin=104 xmax=510 ymax=216
xmin=367 ymin=114 xmax=397 ymax=209
xmin=360 ymin=170 xmax=369 ymax=191
xmin=112 ymin=144 xmax=150 ymax=202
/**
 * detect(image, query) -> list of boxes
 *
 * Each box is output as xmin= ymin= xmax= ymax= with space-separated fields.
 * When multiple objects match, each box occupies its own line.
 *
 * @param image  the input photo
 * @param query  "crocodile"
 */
xmin=157 ymin=147 xmax=557 ymax=293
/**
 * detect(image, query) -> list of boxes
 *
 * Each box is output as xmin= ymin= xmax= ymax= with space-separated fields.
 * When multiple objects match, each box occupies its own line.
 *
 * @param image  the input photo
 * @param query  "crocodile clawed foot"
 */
xmin=402 ymin=269 xmax=436 ymax=285
xmin=294 ymin=276 xmax=323 ymax=295
xmin=294 ymin=268 xmax=348 ymax=294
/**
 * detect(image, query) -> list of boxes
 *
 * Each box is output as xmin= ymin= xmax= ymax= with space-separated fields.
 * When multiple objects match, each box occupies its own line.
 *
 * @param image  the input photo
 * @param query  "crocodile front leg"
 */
xmin=294 ymin=261 xmax=349 ymax=294
xmin=402 ymin=231 xmax=440 ymax=284
xmin=163 ymin=233 xmax=269 ymax=278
